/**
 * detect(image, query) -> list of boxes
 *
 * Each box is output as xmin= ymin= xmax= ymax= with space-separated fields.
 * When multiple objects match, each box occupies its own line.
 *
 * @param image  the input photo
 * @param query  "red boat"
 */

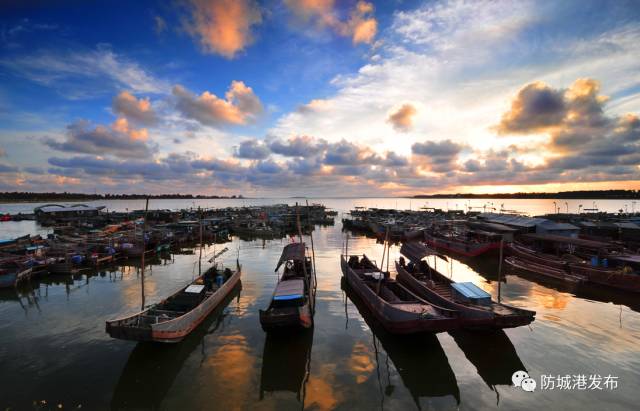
xmin=423 ymin=230 xmax=501 ymax=257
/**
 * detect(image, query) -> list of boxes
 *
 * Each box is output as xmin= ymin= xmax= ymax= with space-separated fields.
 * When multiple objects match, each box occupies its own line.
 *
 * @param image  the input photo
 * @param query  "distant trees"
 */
xmin=0 ymin=192 xmax=245 ymax=202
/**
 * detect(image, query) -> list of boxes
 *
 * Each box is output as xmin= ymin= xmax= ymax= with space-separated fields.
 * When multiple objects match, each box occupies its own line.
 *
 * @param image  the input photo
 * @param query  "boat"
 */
xmin=259 ymin=243 xmax=315 ymax=331
xmin=340 ymin=253 xmax=459 ymax=334
xmin=423 ymin=229 xmax=501 ymax=257
xmin=105 ymin=260 xmax=241 ymax=343
xmin=504 ymin=256 xmax=585 ymax=284
xmin=396 ymin=243 xmax=535 ymax=329
xmin=0 ymin=261 xmax=33 ymax=288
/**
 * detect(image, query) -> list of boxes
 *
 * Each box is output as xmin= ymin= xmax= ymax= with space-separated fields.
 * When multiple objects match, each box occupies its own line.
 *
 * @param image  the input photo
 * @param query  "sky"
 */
xmin=0 ymin=0 xmax=639 ymax=197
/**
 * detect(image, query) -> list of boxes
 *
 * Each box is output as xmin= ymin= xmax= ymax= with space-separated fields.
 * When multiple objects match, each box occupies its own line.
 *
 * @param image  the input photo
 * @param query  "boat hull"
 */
xmin=259 ymin=304 xmax=313 ymax=331
xmin=424 ymin=234 xmax=500 ymax=257
xmin=106 ymin=269 xmax=241 ymax=343
xmin=396 ymin=263 xmax=534 ymax=329
xmin=341 ymin=256 xmax=458 ymax=334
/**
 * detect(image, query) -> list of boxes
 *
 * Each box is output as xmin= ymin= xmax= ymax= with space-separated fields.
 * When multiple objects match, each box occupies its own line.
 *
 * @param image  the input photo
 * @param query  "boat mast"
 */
xmin=140 ymin=197 xmax=149 ymax=310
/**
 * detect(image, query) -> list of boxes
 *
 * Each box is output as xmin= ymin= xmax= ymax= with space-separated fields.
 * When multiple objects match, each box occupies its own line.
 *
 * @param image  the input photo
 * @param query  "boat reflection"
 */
xmin=449 ymin=329 xmax=526 ymax=405
xmin=110 ymin=283 xmax=241 ymax=410
xmin=259 ymin=329 xmax=313 ymax=402
xmin=341 ymin=278 xmax=460 ymax=408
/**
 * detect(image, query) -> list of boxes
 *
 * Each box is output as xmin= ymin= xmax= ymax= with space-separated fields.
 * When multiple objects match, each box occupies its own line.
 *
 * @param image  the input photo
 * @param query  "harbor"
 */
xmin=0 ymin=197 xmax=639 ymax=410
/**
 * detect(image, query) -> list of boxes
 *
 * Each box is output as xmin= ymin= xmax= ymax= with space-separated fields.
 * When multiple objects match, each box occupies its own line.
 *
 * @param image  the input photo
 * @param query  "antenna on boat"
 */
xmin=140 ymin=197 xmax=149 ymax=310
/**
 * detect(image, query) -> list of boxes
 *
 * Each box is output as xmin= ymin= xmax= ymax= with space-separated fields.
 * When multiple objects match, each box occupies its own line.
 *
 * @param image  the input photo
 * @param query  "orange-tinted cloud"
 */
xmin=185 ymin=0 xmax=262 ymax=59
xmin=387 ymin=103 xmax=417 ymax=132
xmin=112 ymin=91 xmax=157 ymax=126
xmin=173 ymin=80 xmax=263 ymax=127
xmin=112 ymin=117 xmax=148 ymax=141
xmin=285 ymin=0 xmax=377 ymax=44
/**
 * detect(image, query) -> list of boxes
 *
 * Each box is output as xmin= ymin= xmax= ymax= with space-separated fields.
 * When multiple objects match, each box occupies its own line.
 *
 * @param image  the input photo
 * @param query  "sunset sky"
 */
xmin=1 ymin=0 xmax=639 ymax=196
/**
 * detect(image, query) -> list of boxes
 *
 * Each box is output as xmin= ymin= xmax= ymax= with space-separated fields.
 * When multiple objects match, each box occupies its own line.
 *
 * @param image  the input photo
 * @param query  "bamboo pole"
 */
xmin=305 ymin=200 xmax=318 ymax=290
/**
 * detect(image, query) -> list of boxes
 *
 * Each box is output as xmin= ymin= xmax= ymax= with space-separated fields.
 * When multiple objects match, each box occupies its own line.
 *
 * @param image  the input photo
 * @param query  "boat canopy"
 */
xmin=400 ymin=242 xmax=448 ymax=264
xmin=274 ymin=242 xmax=306 ymax=271
xmin=273 ymin=278 xmax=305 ymax=301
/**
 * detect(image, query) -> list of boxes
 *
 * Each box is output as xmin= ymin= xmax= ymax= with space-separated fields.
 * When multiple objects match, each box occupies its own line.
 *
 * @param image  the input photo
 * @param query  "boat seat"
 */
xmin=274 ymin=278 xmax=304 ymax=301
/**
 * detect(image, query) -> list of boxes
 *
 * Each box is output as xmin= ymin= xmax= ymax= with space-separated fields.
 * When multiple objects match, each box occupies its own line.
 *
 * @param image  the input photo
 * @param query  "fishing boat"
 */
xmin=259 ymin=243 xmax=315 ymax=331
xmin=105 ymin=260 xmax=241 ymax=343
xmin=0 ymin=261 xmax=33 ymax=288
xmin=504 ymin=256 xmax=585 ymax=284
xmin=423 ymin=229 xmax=501 ymax=257
xmin=396 ymin=243 xmax=535 ymax=329
xmin=340 ymin=253 xmax=459 ymax=334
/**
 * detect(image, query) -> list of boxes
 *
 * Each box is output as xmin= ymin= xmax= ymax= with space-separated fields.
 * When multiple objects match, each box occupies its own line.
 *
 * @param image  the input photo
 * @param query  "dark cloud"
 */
xmin=0 ymin=163 xmax=18 ymax=173
xmin=234 ymin=139 xmax=270 ymax=159
xmin=46 ymin=120 xmax=154 ymax=158
xmin=411 ymin=139 xmax=463 ymax=172
xmin=323 ymin=139 xmax=381 ymax=165
xmin=495 ymin=81 xmax=566 ymax=134
xmin=269 ymin=135 xmax=328 ymax=157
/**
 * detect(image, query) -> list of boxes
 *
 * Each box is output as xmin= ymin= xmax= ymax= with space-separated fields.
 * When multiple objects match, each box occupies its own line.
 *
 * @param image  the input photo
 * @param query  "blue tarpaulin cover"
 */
xmin=451 ymin=282 xmax=491 ymax=299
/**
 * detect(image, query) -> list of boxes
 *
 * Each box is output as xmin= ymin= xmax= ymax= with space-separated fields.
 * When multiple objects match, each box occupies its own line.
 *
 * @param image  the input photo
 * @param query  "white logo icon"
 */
xmin=521 ymin=377 xmax=537 ymax=392
xmin=512 ymin=370 xmax=529 ymax=387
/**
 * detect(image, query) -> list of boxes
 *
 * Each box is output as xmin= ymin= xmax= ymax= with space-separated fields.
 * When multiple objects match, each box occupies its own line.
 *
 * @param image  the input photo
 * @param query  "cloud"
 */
xmin=284 ymin=0 xmax=377 ymax=44
xmin=0 ymin=148 xmax=5 ymax=157
xmin=387 ymin=104 xmax=417 ymax=132
xmin=0 ymin=163 xmax=18 ymax=173
xmin=173 ymin=81 xmax=263 ymax=127
xmin=112 ymin=91 xmax=158 ymax=126
xmin=0 ymin=47 xmax=169 ymax=96
xmin=495 ymin=82 xmax=567 ymax=134
xmin=412 ymin=139 xmax=464 ymax=172
xmin=323 ymin=139 xmax=381 ymax=165
xmin=45 ymin=119 xmax=154 ymax=158
xmin=154 ymin=16 xmax=167 ymax=34
xmin=234 ymin=139 xmax=270 ymax=159
xmin=184 ymin=0 xmax=262 ymax=59
xmin=268 ymin=135 xmax=328 ymax=157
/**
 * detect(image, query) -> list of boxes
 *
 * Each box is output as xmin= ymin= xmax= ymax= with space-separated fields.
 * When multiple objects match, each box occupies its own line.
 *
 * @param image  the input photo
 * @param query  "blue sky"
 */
xmin=1 ymin=0 xmax=639 ymax=196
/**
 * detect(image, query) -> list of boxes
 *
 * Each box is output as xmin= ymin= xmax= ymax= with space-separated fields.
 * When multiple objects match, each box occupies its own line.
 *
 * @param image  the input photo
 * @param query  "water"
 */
xmin=0 ymin=198 xmax=639 ymax=410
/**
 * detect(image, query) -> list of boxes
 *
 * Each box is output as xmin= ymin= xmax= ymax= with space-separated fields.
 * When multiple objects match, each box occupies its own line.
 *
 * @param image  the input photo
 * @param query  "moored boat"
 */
xmin=397 ymin=243 xmax=535 ymax=329
xmin=259 ymin=243 xmax=315 ymax=331
xmin=504 ymin=256 xmax=585 ymax=284
xmin=340 ymin=253 xmax=459 ymax=334
xmin=106 ymin=261 xmax=241 ymax=343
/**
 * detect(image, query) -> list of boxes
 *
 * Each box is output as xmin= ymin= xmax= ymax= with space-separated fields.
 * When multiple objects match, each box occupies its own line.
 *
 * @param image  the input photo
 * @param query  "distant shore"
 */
xmin=412 ymin=190 xmax=640 ymax=200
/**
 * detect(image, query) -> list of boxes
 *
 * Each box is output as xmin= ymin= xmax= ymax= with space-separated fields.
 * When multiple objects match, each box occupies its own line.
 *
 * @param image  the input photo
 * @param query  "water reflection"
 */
xmin=110 ymin=284 xmax=241 ymax=410
xmin=449 ymin=329 xmax=526 ymax=405
xmin=259 ymin=329 xmax=313 ymax=402
xmin=341 ymin=278 xmax=460 ymax=408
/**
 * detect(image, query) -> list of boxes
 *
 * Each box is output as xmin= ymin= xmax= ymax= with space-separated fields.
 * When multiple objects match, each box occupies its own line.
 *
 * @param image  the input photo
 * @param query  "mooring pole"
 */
xmin=497 ymin=237 xmax=504 ymax=303
xmin=140 ymin=197 xmax=149 ymax=310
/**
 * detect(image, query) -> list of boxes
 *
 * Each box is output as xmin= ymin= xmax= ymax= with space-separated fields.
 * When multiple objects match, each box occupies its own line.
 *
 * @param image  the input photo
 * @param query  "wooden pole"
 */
xmin=497 ymin=237 xmax=504 ymax=303
xmin=198 ymin=207 xmax=203 ymax=277
xmin=140 ymin=197 xmax=149 ymax=310
xmin=295 ymin=203 xmax=312 ymax=319
xmin=305 ymin=200 xmax=318 ymax=290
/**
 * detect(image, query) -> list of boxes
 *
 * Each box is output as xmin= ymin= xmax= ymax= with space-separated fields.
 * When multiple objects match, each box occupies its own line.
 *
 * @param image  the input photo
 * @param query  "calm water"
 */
xmin=0 ymin=198 xmax=639 ymax=410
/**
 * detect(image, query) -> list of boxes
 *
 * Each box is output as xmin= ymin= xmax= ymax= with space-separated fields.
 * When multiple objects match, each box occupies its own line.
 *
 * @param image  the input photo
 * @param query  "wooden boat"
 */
xmin=509 ymin=242 xmax=640 ymax=293
xmin=106 ymin=261 xmax=241 ymax=343
xmin=340 ymin=253 xmax=459 ymax=334
xmin=504 ymin=256 xmax=585 ymax=284
xmin=259 ymin=243 xmax=315 ymax=331
xmin=423 ymin=230 xmax=501 ymax=257
xmin=0 ymin=263 xmax=33 ymax=288
xmin=397 ymin=243 xmax=535 ymax=329
xmin=570 ymin=263 xmax=640 ymax=293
